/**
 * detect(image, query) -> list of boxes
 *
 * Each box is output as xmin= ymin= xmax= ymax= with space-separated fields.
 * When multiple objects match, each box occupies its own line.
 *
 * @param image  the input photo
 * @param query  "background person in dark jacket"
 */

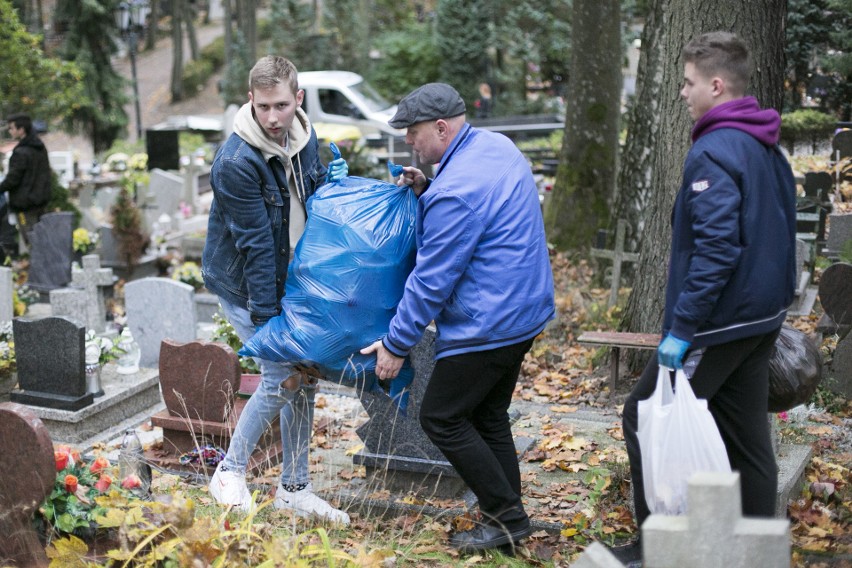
xmin=0 ymin=114 xmax=52 ymax=248
xmin=616 ymin=31 xmax=797 ymax=565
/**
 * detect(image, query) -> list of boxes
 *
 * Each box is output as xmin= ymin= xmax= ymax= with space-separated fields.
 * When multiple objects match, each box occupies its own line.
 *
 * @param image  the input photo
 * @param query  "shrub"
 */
xmin=781 ymin=109 xmax=837 ymax=154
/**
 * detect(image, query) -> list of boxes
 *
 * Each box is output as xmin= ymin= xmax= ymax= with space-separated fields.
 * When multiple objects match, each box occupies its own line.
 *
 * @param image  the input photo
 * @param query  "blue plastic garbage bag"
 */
xmin=240 ymin=176 xmax=417 ymax=411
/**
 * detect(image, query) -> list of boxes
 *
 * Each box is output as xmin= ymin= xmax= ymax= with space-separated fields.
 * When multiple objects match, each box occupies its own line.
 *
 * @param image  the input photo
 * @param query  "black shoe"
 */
xmin=449 ymin=522 xmax=533 ymax=553
xmin=608 ymin=539 xmax=642 ymax=567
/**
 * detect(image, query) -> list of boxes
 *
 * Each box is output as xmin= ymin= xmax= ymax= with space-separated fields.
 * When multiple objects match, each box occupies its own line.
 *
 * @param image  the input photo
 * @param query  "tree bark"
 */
xmin=144 ymin=0 xmax=159 ymax=51
xmin=613 ymin=0 xmax=668 ymax=248
xmin=236 ymin=0 xmax=256 ymax=63
xmin=170 ymin=0 xmax=185 ymax=102
xmin=184 ymin=0 xmax=199 ymax=60
xmin=544 ymin=0 xmax=621 ymax=251
xmin=620 ymin=0 xmax=788 ymax=358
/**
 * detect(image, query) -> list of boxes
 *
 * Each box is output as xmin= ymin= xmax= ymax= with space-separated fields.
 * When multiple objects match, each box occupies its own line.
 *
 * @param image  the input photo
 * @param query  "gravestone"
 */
xmin=145 ymin=168 xmax=184 ymax=231
xmin=825 ymin=213 xmax=852 ymax=258
xmin=788 ymin=239 xmax=817 ymax=316
xmin=0 ymin=402 xmax=55 ymax=566
xmin=125 ymin=277 xmax=198 ymax=367
xmin=575 ymin=472 xmax=790 ymax=568
xmin=25 ymin=212 xmax=74 ymax=293
xmin=147 ymin=339 xmax=281 ymax=474
xmin=818 ymin=263 xmax=852 ymax=327
xmin=830 ymin=333 xmax=852 ymax=398
xmin=353 ymin=328 xmax=534 ymax=498
xmin=50 ymin=254 xmax=115 ymax=333
xmin=0 ymin=266 xmax=13 ymax=323
xmin=10 ymin=316 xmax=92 ymax=411
xmin=590 ymin=219 xmax=639 ymax=307
xmin=818 ymin=262 xmax=852 ymax=397
xmin=643 ymin=472 xmax=789 ymax=567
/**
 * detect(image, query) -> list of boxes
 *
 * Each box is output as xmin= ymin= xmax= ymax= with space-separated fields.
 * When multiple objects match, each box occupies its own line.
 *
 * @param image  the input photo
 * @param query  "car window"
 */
xmin=318 ymin=89 xmax=364 ymax=119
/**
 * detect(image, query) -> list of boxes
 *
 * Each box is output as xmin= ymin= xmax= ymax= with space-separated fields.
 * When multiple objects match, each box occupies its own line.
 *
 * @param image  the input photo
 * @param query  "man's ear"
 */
xmin=711 ymin=76 xmax=726 ymax=98
xmin=435 ymin=119 xmax=449 ymax=139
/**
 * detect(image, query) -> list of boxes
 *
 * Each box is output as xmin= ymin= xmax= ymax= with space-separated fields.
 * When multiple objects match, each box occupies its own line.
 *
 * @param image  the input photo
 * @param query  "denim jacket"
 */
xmin=202 ymin=129 xmax=327 ymax=326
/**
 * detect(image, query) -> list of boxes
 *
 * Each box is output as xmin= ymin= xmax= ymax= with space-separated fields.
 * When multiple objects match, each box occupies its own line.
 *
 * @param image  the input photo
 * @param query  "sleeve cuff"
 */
xmin=382 ymin=336 xmax=410 ymax=358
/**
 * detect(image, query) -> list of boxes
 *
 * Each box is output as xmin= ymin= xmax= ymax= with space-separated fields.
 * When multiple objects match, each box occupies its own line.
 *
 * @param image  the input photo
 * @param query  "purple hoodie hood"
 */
xmin=691 ymin=96 xmax=780 ymax=145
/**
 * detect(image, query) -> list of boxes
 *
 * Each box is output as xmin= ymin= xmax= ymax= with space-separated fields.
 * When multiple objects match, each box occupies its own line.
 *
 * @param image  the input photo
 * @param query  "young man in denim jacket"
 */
xmin=203 ymin=55 xmax=349 ymax=522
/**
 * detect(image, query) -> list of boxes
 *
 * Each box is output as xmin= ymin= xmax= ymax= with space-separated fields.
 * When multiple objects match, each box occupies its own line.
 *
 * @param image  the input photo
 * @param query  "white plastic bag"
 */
xmin=637 ymin=367 xmax=731 ymax=515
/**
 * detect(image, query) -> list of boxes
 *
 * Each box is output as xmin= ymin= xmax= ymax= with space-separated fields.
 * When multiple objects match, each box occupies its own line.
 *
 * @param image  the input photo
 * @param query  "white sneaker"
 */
xmin=209 ymin=463 xmax=254 ymax=512
xmin=273 ymin=482 xmax=350 ymax=525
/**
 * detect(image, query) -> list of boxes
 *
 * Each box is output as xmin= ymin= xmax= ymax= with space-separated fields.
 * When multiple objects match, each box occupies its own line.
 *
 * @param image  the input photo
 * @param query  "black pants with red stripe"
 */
xmin=622 ymin=328 xmax=781 ymax=527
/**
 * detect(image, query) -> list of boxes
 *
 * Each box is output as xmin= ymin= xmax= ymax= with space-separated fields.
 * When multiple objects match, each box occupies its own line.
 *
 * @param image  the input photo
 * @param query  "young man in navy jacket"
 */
xmin=617 ymin=31 xmax=797 ymax=564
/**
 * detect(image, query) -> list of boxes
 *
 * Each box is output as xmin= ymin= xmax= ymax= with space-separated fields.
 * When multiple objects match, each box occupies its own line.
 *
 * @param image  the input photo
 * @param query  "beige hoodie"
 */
xmin=232 ymin=102 xmax=314 ymax=245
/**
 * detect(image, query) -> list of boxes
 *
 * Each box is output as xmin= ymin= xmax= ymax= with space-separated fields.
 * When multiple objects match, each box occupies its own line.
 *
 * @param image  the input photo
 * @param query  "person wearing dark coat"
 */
xmin=0 ymin=114 xmax=52 ymax=248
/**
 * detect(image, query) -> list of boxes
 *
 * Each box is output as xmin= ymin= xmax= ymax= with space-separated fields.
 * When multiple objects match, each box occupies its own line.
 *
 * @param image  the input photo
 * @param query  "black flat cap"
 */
xmin=388 ymin=83 xmax=466 ymax=129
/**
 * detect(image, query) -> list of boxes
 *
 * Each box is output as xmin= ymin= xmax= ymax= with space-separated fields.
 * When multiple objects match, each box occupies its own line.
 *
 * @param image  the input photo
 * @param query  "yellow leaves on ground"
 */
xmin=345 ymin=443 xmax=365 ymax=456
xmin=46 ymin=535 xmax=89 ymax=568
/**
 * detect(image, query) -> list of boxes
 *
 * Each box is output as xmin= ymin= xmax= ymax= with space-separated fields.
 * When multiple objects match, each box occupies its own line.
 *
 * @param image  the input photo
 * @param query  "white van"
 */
xmin=298 ymin=71 xmax=403 ymax=141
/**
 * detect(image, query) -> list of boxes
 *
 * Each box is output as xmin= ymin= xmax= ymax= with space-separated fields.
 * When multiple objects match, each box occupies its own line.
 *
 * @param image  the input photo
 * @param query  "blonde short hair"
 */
xmin=249 ymin=55 xmax=299 ymax=95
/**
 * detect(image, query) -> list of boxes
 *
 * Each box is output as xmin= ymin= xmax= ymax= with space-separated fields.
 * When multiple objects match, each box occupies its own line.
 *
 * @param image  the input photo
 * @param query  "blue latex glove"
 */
xmin=658 ymin=334 xmax=691 ymax=369
xmin=387 ymin=160 xmax=404 ymax=178
xmin=327 ymin=142 xmax=349 ymax=182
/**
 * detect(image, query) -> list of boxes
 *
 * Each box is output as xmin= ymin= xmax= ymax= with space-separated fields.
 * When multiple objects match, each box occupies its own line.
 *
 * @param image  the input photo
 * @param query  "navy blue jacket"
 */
xmin=664 ymin=99 xmax=797 ymax=348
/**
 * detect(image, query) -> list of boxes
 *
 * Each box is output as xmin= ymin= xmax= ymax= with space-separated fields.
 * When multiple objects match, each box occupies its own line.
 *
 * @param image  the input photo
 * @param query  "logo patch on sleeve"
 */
xmin=691 ymin=179 xmax=710 ymax=192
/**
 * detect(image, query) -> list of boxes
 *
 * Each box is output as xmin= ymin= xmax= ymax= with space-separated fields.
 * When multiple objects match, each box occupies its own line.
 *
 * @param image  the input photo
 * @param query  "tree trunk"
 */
xmin=184 ymin=0 xmax=199 ymax=60
xmin=613 ymin=0 xmax=668 ymax=249
xmin=171 ymin=0 xmax=185 ymax=102
xmin=544 ymin=0 xmax=621 ymax=251
xmin=236 ymin=0 xmax=256 ymax=63
xmin=223 ymin=0 xmax=232 ymax=68
xmin=621 ymin=0 xmax=788 ymax=360
xmin=145 ymin=0 xmax=159 ymax=51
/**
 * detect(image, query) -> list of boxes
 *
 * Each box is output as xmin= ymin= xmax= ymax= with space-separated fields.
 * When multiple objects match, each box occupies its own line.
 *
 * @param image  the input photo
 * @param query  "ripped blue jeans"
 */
xmin=218 ymin=297 xmax=315 ymax=486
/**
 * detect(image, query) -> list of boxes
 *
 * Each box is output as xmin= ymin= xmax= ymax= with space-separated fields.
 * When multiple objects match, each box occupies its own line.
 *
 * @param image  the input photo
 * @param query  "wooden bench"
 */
xmin=577 ymin=331 xmax=661 ymax=392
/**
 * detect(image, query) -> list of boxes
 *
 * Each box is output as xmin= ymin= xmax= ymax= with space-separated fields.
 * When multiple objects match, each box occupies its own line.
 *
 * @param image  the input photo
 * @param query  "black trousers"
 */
xmin=622 ymin=328 xmax=780 ymax=527
xmin=419 ymin=338 xmax=534 ymax=529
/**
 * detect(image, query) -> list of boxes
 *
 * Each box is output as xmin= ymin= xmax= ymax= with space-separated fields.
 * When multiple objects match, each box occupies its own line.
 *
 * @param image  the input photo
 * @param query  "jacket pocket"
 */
xmin=262 ymin=183 xmax=285 ymax=227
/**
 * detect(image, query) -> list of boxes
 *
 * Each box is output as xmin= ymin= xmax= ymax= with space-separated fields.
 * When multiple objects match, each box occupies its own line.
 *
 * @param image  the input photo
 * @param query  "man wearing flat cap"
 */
xmin=362 ymin=83 xmax=555 ymax=553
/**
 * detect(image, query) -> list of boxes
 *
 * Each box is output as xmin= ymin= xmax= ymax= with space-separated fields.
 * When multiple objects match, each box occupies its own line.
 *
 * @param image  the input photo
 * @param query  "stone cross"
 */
xmin=590 ymin=219 xmax=639 ymax=307
xmin=574 ymin=472 xmax=790 ymax=568
xmin=70 ymin=254 xmax=114 ymax=332
xmin=643 ymin=472 xmax=790 ymax=567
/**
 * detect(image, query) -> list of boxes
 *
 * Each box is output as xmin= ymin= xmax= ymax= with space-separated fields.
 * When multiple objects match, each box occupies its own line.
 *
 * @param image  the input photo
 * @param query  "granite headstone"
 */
xmin=25 ymin=212 xmax=74 ymax=293
xmin=354 ymin=327 xmax=533 ymax=497
xmin=125 ymin=277 xmax=198 ymax=367
xmin=0 ymin=266 xmax=13 ymax=323
xmin=818 ymin=262 xmax=852 ymax=326
xmin=10 ymin=316 xmax=92 ymax=410
xmin=825 ymin=213 xmax=852 ymax=257
xmin=0 ymin=402 xmax=55 ymax=566
xmin=148 ymin=339 xmax=281 ymax=474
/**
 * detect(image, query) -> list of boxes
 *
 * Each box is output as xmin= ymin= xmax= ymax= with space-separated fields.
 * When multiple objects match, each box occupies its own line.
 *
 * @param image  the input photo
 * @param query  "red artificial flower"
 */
xmin=120 ymin=474 xmax=141 ymax=489
xmin=89 ymin=456 xmax=110 ymax=474
xmin=64 ymin=474 xmax=78 ymax=494
xmin=55 ymin=450 xmax=69 ymax=472
xmin=94 ymin=474 xmax=112 ymax=493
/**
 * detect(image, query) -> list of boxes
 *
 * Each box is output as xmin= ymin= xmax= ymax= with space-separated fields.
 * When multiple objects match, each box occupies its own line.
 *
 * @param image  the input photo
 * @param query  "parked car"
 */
xmin=299 ymin=71 xmax=403 ymax=141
